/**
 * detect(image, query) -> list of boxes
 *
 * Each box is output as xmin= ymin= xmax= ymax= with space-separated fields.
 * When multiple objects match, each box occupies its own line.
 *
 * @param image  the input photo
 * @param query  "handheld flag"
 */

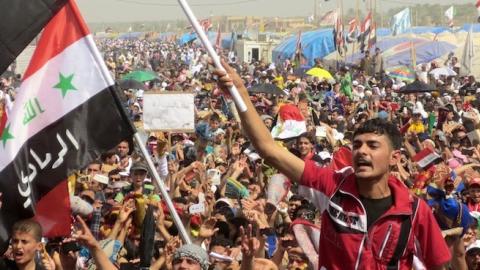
xmin=391 ymin=8 xmax=411 ymax=36
xmin=0 ymin=0 xmax=134 ymax=253
xmin=271 ymin=104 xmax=307 ymax=139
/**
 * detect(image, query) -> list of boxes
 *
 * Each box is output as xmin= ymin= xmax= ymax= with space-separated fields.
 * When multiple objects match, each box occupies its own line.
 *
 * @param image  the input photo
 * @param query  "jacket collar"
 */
xmin=338 ymin=173 xmax=413 ymax=215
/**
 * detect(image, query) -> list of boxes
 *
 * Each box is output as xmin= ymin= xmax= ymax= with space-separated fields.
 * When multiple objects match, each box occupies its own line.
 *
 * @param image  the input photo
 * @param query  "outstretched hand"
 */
xmin=72 ymin=215 xmax=100 ymax=251
xmin=239 ymin=224 xmax=260 ymax=259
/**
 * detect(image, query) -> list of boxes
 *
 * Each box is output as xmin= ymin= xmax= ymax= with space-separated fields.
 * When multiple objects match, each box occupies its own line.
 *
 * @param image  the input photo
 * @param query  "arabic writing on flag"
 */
xmin=0 ymin=0 xmax=134 ymax=253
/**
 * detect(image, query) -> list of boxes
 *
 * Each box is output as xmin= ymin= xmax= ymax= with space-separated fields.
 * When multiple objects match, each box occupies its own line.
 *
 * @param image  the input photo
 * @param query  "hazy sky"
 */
xmin=77 ymin=0 xmax=472 ymax=23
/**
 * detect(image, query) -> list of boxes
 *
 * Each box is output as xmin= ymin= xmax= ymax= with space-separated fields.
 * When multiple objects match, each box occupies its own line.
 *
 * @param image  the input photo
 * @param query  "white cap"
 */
xmin=212 ymin=128 xmax=226 ymax=136
xmin=467 ymin=240 xmax=480 ymax=253
xmin=318 ymin=151 xmax=332 ymax=160
xmin=352 ymin=80 xmax=359 ymax=86
xmin=92 ymin=174 xmax=109 ymax=185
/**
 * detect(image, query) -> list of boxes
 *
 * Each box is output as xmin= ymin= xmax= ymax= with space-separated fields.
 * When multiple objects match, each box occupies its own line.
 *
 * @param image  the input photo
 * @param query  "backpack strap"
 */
xmin=386 ymin=197 xmax=419 ymax=270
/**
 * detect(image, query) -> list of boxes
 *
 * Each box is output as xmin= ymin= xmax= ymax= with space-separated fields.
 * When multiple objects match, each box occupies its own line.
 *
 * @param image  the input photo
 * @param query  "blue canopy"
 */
xmin=118 ymin=32 xmax=143 ymax=40
xmin=385 ymin=40 xmax=456 ymax=67
xmin=341 ymin=37 xmax=425 ymax=64
xmin=462 ymin=23 xmax=480 ymax=32
xmin=178 ymin=31 xmax=218 ymax=46
xmin=273 ymin=29 xmax=335 ymax=67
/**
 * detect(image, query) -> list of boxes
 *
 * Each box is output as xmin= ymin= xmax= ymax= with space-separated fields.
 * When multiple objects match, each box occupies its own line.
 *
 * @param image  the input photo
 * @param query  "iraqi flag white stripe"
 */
xmin=0 ymin=35 xmax=113 ymax=171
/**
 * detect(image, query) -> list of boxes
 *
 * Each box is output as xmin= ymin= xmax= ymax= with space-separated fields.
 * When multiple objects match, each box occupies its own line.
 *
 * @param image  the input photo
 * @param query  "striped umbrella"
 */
xmin=386 ymin=66 xmax=415 ymax=82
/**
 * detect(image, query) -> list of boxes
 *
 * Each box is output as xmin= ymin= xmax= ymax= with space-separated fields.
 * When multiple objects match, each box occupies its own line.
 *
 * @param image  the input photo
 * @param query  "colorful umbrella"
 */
xmin=386 ymin=66 xmax=415 ymax=82
xmin=122 ymin=70 xmax=159 ymax=82
xmin=306 ymin=67 xmax=334 ymax=81
xmin=118 ymin=79 xmax=147 ymax=90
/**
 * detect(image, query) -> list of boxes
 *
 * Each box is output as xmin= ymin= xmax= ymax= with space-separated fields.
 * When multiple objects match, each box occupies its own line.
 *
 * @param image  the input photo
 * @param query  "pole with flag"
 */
xmin=460 ymin=25 xmax=474 ymax=76
xmin=391 ymin=8 xmax=411 ymax=36
xmin=0 ymin=0 xmax=140 ymax=253
xmin=444 ymin=6 xmax=454 ymax=28
xmin=476 ymin=0 xmax=480 ymax=22
xmin=177 ymin=0 xmax=247 ymax=113
xmin=215 ymin=23 xmax=222 ymax=53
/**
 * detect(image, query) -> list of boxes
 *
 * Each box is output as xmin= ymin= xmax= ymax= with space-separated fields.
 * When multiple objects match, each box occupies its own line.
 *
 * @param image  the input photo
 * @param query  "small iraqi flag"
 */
xmin=271 ymin=104 xmax=307 ymax=140
xmin=0 ymin=0 xmax=134 ymax=253
xmin=413 ymin=148 xmax=441 ymax=168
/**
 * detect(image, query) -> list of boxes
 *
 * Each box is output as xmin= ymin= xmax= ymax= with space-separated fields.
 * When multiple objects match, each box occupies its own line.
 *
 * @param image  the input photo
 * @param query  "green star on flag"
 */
xmin=53 ymin=72 xmax=77 ymax=98
xmin=1 ymin=124 xmax=14 ymax=147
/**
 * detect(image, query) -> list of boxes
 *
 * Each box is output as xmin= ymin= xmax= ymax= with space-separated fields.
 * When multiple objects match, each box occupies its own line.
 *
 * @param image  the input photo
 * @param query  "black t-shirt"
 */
xmin=360 ymin=195 xmax=393 ymax=229
xmin=0 ymin=259 xmax=19 ymax=270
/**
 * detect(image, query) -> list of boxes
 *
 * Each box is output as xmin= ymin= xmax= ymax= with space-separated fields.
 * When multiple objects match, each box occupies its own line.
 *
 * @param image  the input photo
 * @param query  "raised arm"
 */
xmin=213 ymin=60 xmax=305 ymax=183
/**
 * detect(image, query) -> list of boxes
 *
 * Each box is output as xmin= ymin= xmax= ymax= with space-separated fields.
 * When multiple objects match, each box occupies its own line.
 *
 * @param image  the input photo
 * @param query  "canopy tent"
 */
xmin=118 ymin=32 xmax=144 ymax=40
xmin=384 ymin=40 xmax=456 ymax=67
xmin=156 ymin=32 xmax=176 ymax=42
xmin=324 ymin=37 xmax=425 ymax=64
xmin=323 ymin=37 xmax=455 ymax=69
xmin=178 ymin=31 xmax=223 ymax=46
xmin=272 ymin=29 xmax=335 ymax=67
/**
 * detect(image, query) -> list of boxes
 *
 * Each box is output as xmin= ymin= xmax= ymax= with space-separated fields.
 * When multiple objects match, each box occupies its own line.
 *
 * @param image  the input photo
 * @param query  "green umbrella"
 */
xmin=122 ymin=70 xmax=159 ymax=82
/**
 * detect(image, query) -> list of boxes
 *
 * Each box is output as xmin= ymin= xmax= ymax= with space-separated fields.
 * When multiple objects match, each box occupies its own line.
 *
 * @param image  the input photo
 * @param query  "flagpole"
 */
xmin=178 ymin=0 xmax=247 ymax=113
xmin=133 ymin=133 xmax=193 ymax=244
xmin=83 ymin=35 xmax=193 ymax=245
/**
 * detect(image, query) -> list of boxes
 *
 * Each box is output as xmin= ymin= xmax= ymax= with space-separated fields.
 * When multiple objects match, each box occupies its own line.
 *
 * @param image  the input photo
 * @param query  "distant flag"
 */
xmin=271 ymin=104 xmax=306 ymax=139
xmin=346 ymin=18 xmax=359 ymax=43
xmin=477 ymin=0 xmax=480 ymax=22
xmin=185 ymin=18 xmax=212 ymax=32
xmin=307 ymin=14 xmax=315 ymax=24
xmin=200 ymin=19 xmax=212 ymax=32
xmin=318 ymin=9 xmax=338 ymax=26
xmin=368 ymin=22 xmax=377 ymax=50
xmin=460 ymin=25 xmax=475 ymax=76
xmin=0 ymin=0 xmax=134 ymax=253
xmin=391 ymin=8 xmax=411 ymax=36
xmin=292 ymin=31 xmax=307 ymax=67
xmin=229 ymin=31 xmax=236 ymax=52
xmin=333 ymin=16 xmax=345 ymax=56
xmin=444 ymin=6 xmax=455 ymax=28
xmin=0 ymin=0 xmax=67 ymax=74
xmin=215 ymin=24 xmax=222 ymax=51
xmin=359 ymin=11 xmax=372 ymax=52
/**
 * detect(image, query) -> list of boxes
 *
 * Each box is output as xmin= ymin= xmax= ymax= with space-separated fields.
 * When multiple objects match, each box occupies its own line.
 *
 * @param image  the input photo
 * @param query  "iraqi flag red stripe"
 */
xmin=23 ymin=1 xmax=90 ymax=80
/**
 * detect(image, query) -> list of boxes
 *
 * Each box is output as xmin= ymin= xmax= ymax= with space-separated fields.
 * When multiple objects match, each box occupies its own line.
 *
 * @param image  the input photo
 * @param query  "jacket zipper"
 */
xmin=378 ymin=224 xmax=393 ymax=259
xmin=338 ymin=190 xmax=412 ymax=269
xmin=338 ymin=190 xmax=368 ymax=270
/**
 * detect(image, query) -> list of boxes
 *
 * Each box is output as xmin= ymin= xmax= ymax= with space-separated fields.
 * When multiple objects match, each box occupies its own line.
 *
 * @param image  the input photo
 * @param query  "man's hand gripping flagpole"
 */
xmin=177 ymin=0 xmax=248 ymax=113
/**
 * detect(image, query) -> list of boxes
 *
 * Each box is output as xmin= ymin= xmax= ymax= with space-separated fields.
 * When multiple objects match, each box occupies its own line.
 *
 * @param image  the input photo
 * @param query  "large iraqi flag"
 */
xmin=0 ymin=0 xmax=134 ymax=253
xmin=0 ymin=0 xmax=67 ymax=74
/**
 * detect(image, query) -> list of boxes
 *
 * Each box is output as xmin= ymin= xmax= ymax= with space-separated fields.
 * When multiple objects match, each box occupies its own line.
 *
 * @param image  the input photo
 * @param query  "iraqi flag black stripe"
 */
xmin=0 ymin=87 xmax=133 ymax=245
xmin=0 ymin=0 xmax=67 ymax=74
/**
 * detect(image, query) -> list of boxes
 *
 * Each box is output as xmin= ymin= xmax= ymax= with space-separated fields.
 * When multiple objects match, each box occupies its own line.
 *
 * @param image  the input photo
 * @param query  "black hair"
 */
xmin=210 ymin=236 xmax=234 ymax=249
xmin=353 ymin=118 xmax=402 ymax=150
xmin=172 ymin=197 xmax=188 ymax=205
xmin=289 ymin=194 xmax=304 ymax=202
xmin=296 ymin=132 xmax=315 ymax=144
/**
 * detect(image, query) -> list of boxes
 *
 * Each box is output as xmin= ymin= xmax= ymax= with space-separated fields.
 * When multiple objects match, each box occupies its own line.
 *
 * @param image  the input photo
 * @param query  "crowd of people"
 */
xmin=2 ymin=36 xmax=480 ymax=270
